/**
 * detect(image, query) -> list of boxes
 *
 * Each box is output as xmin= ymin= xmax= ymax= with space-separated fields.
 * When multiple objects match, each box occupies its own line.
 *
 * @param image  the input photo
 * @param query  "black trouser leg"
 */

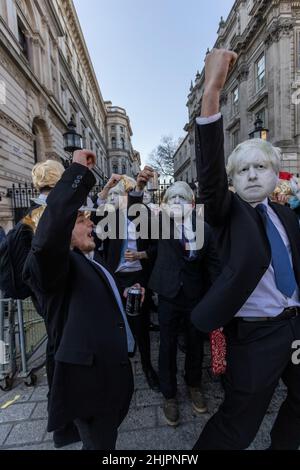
xmin=184 ymin=315 xmax=205 ymax=388
xmin=193 ymin=319 xmax=297 ymax=450
xmin=127 ymin=306 xmax=151 ymax=367
xmin=74 ymin=414 xmax=119 ymax=450
xmin=74 ymin=362 xmax=133 ymax=451
xmin=270 ymin=319 xmax=300 ymax=450
xmin=158 ymin=298 xmax=179 ymax=398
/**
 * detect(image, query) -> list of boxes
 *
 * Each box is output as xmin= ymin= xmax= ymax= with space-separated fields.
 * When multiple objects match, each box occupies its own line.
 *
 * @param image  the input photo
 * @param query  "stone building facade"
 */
xmin=105 ymin=102 xmax=141 ymax=177
xmin=0 ymin=0 xmax=140 ymax=230
xmin=174 ymin=0 xmax=300 ymax=182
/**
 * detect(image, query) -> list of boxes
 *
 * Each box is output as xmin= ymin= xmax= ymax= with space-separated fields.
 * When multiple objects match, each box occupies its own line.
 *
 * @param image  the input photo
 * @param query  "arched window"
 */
xmin=120 ymin=137 xmax=125 ymax=150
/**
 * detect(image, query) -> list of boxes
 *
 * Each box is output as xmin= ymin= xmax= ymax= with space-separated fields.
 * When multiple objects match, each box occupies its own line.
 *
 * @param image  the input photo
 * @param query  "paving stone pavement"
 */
xmin=0 ymin=332 xmax=286 ymax=450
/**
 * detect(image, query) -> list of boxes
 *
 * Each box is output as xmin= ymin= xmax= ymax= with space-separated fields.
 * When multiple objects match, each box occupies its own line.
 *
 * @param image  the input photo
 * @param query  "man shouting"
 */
xmin=23 ymin=150 xmax=141 ymax=450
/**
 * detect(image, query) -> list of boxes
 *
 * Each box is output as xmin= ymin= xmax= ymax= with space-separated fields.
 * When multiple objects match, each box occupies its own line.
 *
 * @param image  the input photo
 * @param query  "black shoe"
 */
xmin=53 ymin=422 xmax=81 ymax=448
xmin=149 ymin=322 xmax=160 ymax=332
xmin=143 ymin=366 xmax=160 ymax=392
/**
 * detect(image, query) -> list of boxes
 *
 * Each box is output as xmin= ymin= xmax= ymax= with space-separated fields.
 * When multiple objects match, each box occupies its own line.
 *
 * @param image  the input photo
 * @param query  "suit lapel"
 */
xmin=74 ymin=248 xmax=122 ymax=300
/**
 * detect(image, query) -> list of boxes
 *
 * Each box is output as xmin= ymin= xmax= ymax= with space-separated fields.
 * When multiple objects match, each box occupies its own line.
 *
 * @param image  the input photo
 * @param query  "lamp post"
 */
xmin=63 ymin=117 xmax=82 ymax=166
xmin=249 ymin=114 xmax=269 ymax=140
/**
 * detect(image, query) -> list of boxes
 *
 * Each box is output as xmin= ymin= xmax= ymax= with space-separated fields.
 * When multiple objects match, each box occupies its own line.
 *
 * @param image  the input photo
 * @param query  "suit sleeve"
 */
xmin=23 ymin=163 xmax=96 ymax=292
xmin=202 ymin=226 xmax=222 ymax=285
xmin=195 ymin=117 xmax=232 ymax=226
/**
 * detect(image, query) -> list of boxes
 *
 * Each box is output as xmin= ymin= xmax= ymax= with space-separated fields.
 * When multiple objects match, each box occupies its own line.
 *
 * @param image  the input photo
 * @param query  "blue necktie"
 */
xmin=256 ymin=204 xmax=297 ymax=298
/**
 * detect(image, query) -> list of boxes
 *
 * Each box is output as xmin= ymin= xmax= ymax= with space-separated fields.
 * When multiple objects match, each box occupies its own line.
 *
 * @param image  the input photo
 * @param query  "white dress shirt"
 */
xmin=116 ymin=218 xmax=143 ymax=273
xmin=236 ymin=199 xmax=300 ymax=317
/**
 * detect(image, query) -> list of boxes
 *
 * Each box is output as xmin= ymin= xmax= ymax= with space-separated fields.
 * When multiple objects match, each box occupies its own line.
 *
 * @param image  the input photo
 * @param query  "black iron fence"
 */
xmin=7 ymin=183 xmax=39 ymax=225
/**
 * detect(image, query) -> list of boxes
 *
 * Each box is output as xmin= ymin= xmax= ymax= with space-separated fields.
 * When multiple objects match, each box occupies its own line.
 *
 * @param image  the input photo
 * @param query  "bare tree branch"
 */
xmin=147 ymin=135 xmax=178 ymax=178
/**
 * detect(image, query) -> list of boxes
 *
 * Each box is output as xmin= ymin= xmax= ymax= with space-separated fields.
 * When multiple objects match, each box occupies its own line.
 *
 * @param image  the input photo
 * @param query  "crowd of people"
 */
xmin=1 ymin=48 xmax=300 ymax=451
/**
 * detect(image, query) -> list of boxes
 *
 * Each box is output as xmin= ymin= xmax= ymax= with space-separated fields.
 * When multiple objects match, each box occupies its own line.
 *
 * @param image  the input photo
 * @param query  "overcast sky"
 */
xmin=73 ymin=0 xmax=233 ymax=164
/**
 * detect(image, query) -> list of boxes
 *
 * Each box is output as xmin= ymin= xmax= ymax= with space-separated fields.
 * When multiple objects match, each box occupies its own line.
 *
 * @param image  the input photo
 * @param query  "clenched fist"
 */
xmin=136 ymin=166 xmax=155 ymax=191
xmin=201 ymin=49 xmax=238 ymax=117
xmin=73 ymin=149 xmax=96 ymax=170
xmin=105 ymin=173 xmax=123 ymax=190
xmin=204 ymin=49 xmax=238 ymax=93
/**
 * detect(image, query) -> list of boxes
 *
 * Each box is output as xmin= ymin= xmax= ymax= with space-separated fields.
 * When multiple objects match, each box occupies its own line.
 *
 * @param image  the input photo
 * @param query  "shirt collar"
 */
xmin=251 ymin=198 xmax=268 ymax=209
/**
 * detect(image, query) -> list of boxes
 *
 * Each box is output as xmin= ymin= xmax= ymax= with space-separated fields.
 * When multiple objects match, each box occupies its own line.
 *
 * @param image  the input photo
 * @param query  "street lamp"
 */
xmin=63 ymin=117 xmax=82 ymax=165
xmin=249 ymin=114 xmax=269 ymax=140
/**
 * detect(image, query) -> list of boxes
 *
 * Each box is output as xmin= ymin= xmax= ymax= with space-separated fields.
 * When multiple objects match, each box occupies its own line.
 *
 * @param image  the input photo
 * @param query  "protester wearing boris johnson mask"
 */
xmin=191 ymin=48 xmax=300 ymax=450
xmin=23 ymin=149 xmax=146 ymax=450
xmin=147 ymin=180 xmax=221 ymax=427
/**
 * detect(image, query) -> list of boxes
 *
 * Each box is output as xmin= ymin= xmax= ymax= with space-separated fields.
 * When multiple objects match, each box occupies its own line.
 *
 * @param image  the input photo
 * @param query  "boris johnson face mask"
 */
xmin=231 ymin=148 xmax=279 ymax=204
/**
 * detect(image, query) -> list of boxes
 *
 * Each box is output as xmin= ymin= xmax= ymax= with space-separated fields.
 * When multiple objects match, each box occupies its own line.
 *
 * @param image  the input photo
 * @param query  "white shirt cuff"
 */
xmin=196 ymin=113 xmax=221 ymax=126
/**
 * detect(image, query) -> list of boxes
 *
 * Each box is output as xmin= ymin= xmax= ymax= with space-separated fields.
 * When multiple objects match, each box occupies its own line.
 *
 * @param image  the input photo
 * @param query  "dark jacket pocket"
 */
xmin=55 ymin=348 xmax=94 ymax=366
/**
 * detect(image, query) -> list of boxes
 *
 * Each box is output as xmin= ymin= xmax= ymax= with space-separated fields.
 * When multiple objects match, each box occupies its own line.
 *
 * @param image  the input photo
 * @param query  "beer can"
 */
xmin=147 ymin=171 xmax=159 ymax=191
xmin=126 ymin=287 xmax=142 ymax=317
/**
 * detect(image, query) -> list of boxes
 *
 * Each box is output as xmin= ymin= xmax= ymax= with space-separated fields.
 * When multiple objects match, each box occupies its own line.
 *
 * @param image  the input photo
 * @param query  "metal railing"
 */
xmin=0 ymin=294 xmax=47 ymax=391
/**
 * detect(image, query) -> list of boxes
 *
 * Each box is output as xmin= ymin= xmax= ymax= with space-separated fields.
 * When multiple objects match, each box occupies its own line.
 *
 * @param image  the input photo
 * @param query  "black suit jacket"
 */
xmin=148 ymin=211 xmax=220 ymax=302
xmin=191 ymin=118 xmax=300 ymax=332
xmin=23 ymin=163 xmax=132 ymax=431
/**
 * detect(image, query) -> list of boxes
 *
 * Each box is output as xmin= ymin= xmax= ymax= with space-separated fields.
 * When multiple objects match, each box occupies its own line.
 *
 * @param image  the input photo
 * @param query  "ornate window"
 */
xmin=232 ymin=86 xmax=239 ymax=115
xmin=256 ymin=54 xmax=265 ymax=92
xmin=232 ymin=129 xmax=240 ymax=150
xmin=17 ymin=17 xmax=28 ymax=60
xmin=111 ymin=137 xmax=116 ymax=148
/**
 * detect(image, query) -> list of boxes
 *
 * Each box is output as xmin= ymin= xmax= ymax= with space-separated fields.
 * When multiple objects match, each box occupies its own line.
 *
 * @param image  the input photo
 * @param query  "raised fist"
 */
xmin=136 ymin=166 xmax=155 ymax=191
xmin=105 ymin=174 xmax=123 ymax=190
xmin=73 ymin=149 xmax=96 ymax=170
xmin=204 ymin=49 xmax=238 ymax=93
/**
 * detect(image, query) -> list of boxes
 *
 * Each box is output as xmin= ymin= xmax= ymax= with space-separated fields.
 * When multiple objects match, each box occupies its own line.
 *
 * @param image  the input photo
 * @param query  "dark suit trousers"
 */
xmin=193 ymin=316 xmax=300 ymax=450
xmin=158 ymin=293 xmax=205 ymax=399
xmin=74 ymin=361 xmax=133 ymax=450
xmin=116 ymin=271 xmax=151 ymax=368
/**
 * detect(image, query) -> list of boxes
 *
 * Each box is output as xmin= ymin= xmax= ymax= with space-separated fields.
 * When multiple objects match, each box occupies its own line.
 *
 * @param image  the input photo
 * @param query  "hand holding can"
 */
xmin=123 ymin=284 xmax=145 ymax=316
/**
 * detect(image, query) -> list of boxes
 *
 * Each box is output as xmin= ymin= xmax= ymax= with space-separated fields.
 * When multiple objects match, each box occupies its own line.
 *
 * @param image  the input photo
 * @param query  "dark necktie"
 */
xmin=256 ymin=203 xmax=297 ymax=298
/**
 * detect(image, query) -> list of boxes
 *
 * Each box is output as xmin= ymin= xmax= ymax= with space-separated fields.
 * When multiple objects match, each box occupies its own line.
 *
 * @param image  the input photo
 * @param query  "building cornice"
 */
xmin=264 ymin=17 xmax=295 ymax=46
xmin=60 ymin=0 xmax=107 ymax=116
